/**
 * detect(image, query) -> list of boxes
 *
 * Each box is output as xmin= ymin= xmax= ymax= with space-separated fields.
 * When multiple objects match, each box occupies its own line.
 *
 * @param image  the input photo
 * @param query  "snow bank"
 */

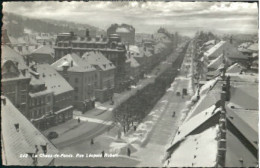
xmin=109 ymin=141 xmax=137 ymax=155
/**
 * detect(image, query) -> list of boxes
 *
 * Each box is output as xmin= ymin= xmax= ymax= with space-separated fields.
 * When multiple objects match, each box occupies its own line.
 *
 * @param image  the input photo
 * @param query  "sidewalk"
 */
xmin=43 ymin=47 xmax=179 ymax=146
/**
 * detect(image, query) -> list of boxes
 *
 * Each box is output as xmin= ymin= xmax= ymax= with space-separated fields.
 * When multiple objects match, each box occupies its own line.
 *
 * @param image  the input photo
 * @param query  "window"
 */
xmin=75 ymin=78 xmax=78 ymax=83
xmin=75 ymin=87 xmax=78 ymax=93
xmin=21 ymin=83 xmax=27 ymax=91
xmin=47 ymin=96 xmax=50 ymax=102
xmin=75 ymin=96 xmax=78 ymax=101
xmin=21 ymin=94 xmax=26 ymax=103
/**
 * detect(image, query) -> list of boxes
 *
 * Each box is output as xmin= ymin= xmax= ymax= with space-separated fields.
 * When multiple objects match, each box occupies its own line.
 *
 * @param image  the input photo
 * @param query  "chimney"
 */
xmin=21 ymin=69 xmax=26 ymax=76
xmin=1 ymin=97 xmax=6 ymax=105
xmin=221 ymin=91 xmax=226 ymax=108
xmin=71 ymin=61 xmax=73 ymax=67
xmin=86 ymin=29 xmax=90 ymax=37
xmin=14 ymin=123 xmax=19 ymax=132
xmin=226 ymin=76 xmax=231 ymax=101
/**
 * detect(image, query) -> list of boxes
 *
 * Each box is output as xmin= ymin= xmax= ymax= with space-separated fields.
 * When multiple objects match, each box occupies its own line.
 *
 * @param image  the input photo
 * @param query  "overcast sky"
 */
xmin=3 ymin=1 xmax=258 ymax=37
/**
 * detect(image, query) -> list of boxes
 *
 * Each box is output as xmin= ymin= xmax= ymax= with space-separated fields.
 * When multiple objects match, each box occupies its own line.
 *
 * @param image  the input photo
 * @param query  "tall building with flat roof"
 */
xmin=54 ymin=31 xmax=128 ymax=92
xmin=107 ymin=24 xmax=135 ymax=45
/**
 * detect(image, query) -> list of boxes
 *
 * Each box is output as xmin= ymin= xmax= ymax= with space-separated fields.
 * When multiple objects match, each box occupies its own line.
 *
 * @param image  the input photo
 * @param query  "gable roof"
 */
xmin=2 ymin=45 xmax=28 ymax=70
xmin=247 ymin=43 xmax=258 ymax=52
xmin=1 ymin=97 xmax=59 ymax=166
xmin=82 ymin=51 xmax=115 ymax=71
xmin=52 ymin=53 xmax=96 ymax=72
xmin=31 ymin=45 xmax=54 ymax=56
xmin=167 ymin=125 xmax=219 ymax=167
xmin=204 ymin=41 xmax=246 ymax=60
xmin=226 ymin=63 xmax=245 ymax=74
xmin=36 ymin=64 xmax=73 ymax=95
xmin=207 ymin=54 xmax=231 ymax=70
xmin=204 ymin=41 xmax=226 ymax=58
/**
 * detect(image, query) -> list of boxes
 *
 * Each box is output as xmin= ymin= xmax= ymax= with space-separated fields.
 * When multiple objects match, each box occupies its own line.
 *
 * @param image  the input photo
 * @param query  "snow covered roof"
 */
xmin=52 ymin=53 xmax=96 ymax=72
xmin=227 ymin=73 xmax=258 ymax=83
xmin=126 ymin=55 xmax=140 ymax=68
xmin=247 ymin=43 xmax=258 ymax=52
xmin=203 ymin=40 xmax=215 ymax=46
xmin=167 ymin=126 xmax=219 ymax=167
xmin=31 ymin=45 xmax=54 ymax=56
xmin=204 ymin=41 xmax=246 ymax=60
xmin=229 ymin=83 xmax=258 ymax=110
xmin=207 ymin=54 xmax=231 ymax=70
xmin=82 ymin=51 xmax=115 ymax=71
xmin=36 ymin=64 xmax=74 ymax=95
xmin=2 ymin=45 xmax=28 ymax=70
xmin=170 ymin=104 xmax=220 ymax=146
xmin=204 ymin=41 xmax=226 ymax=58
xmin=1 ymin=97 xmax=59 ymax=166
xmin=225 ymin=129 xmax=257 ymax=167
xmin=226 ymin=63 xmax=245 ymax=74
xmin=226 ymin=104 xmax=258 ymax=148
xmin=225 ymin=103 xmax=258 ymax=167
xmin=129 ymin=45 xmax=140 ymax=54
xmin=116 ymin=27 xmax=130 ymax=33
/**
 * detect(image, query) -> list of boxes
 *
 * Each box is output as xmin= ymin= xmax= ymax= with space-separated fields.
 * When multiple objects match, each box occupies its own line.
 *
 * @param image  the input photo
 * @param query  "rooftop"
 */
xmin=247 ymin=43 xmax=258 ymax=52
xmin=126 ymin=54 xmax=140 ymax=68
xmin=116 ymin=27 xmax=130 ymax=33
xmin=1 ymin=97 xmax=59 ymax=166
xmin=36 ymin=64 xmax=74 ymax=95
xmin=82 ymin=51 xmax=115 ymax=71
xmin=2 ymin=45 xmax=28 ymax=70
xmin=52 ymin=53 xmax=96 ymax=72
xmin=31 ymin=45 xmax=54 ymax=56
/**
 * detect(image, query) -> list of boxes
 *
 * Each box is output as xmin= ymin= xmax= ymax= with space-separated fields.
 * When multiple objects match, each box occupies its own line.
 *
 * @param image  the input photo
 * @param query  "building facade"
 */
xmin=36 ymin=64 xmax=74 ymax=124
xmin=52 ymin=53 xmax=97 ymax=111
xmin=30 ymin=45 xmax=54 ymax=64
xmin=82 ymin=51 xmax=116 ymax=103
xmin=107 ymin=24 xmax=135 ymax=45
xmin=54 ymin=31 xmax=128 ymax=92
xmin=28 ymin=70 xmax=55 ymax=130
xmin=2 ymin=45 xmax=31 ymax=118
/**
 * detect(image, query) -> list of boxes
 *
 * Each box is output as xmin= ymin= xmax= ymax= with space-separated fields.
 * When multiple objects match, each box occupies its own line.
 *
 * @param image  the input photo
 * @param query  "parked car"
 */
xmin=47 ymin=131 xmax=58 ymax=140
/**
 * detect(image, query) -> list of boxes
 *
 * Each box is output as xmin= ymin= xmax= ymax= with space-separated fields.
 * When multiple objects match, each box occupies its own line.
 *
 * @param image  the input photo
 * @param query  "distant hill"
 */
xmin=3 ymin=12 xmax=105 ymax=38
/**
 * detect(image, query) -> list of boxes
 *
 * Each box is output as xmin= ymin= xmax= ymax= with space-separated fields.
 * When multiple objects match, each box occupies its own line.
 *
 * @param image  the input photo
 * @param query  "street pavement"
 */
xmin=48 ymin=43 xmax=193 ymax=166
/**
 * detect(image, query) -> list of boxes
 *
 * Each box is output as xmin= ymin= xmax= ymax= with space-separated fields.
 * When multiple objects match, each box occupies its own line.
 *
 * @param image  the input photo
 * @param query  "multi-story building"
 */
xmin=52 ymin=53 xmax=97 ymax=111
xmin=2 ymin=45 xmax=31 ymax=118
xmin=35 ymin=64 xmax=74 ymax=124
xmin=28 ymin=69 xmax=54 ymax=130
xmin=1 ymin=97 xmax=59 ymax=166
xmin=30 ymin=45 xmax=54 ymax=64
xmin=82 ymin=51 xmax=116 ymax=103
xmin=54 ymin=31 xmax=128 ymax=92
xmin=107 ymin=24 xmax=135 ymax=45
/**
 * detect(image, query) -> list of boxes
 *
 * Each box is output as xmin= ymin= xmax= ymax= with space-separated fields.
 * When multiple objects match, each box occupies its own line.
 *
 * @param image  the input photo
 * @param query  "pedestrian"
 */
xmin=127 ymin=147 xmax=131 ymax=157
xmin=78 ymin=117 xmax=80 ymax=124
xmin=172 ymin=111 xmax=175 ymax=117
xmin=91 ymin=138 xmax=94 ymax=145
xmin=134 ymin=125 xmax=137 ymax=131
xmin=101 ymin=150 xmax=105 ymax=158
